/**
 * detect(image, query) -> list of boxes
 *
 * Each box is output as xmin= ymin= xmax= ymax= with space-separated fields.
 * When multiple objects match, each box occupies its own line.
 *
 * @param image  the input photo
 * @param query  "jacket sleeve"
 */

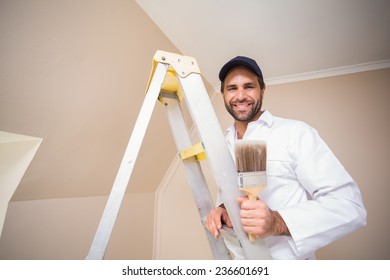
xmin=278 ymin=124 xmax=367 ymax=256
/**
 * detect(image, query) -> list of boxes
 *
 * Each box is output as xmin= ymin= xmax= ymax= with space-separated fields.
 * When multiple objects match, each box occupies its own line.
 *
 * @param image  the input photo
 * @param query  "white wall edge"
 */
xmin=152 ymin=126 xmax=198 ymax=259
xmin=0 ymin=131 xmax=43 ymax=238
xmin=265 ymin=59 xmax=390 ymax=85
xmin=152 ymin=155 xmax=180 ymax=259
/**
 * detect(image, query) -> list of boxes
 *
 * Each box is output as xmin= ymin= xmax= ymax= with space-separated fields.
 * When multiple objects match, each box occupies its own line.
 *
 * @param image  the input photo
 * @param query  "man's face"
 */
xmin=222 ymin=67 xmax=264 ymax=123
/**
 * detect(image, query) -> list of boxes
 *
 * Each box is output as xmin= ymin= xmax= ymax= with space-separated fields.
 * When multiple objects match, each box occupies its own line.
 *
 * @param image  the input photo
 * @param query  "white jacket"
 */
xmin=221 ymin=110 xmax=367 ymax=259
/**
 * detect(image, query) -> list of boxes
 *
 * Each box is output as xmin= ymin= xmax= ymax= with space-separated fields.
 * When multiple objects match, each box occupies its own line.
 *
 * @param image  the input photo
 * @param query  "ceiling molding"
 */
xmin=265 ymin=59 xmax=390 ymax=86
xmin=211 ymin=59 xmax=390 ymax=94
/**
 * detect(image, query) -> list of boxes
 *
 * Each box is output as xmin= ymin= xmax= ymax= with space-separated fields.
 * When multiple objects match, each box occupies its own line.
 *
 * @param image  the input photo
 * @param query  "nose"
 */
xmin=236 ymin=87 xmax=246 ymax=99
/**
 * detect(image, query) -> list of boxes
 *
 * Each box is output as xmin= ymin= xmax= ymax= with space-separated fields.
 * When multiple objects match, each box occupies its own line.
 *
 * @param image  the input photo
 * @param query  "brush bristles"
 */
xmin=235 ymin=140 xmax=267 ymax=172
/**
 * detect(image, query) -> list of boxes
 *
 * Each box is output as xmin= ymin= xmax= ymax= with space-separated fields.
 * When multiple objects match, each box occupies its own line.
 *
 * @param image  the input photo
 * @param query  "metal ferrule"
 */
xmin=237 ymin=171 xmax=267 ymax=188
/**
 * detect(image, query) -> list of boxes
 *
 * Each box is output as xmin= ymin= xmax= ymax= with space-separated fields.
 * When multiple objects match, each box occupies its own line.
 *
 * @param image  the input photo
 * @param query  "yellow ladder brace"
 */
xmin=180 ymin=142 xmax=206 ymax=161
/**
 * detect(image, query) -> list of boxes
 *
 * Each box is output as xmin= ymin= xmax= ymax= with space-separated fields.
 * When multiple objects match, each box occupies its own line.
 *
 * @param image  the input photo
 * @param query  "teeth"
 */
xmin=234 ymin=103 xmax=251 ymax=109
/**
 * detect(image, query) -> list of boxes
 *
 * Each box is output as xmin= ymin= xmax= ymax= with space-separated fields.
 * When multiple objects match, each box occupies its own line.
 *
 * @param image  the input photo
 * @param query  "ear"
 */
xmin=261 ymin=84 xmax=266 ymax=97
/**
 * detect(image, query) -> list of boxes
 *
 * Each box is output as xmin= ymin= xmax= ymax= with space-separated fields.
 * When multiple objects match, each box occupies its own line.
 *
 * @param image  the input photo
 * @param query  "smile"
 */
xmin=233 ymin=102 xmax=252 ymax=111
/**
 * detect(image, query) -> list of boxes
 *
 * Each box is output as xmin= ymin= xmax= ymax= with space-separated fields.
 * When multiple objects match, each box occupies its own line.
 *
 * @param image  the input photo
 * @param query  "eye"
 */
xmin=244 ymin=83 xmax=256 ymax=90
xmin=226 ymin=85 xmax=237 ymax=91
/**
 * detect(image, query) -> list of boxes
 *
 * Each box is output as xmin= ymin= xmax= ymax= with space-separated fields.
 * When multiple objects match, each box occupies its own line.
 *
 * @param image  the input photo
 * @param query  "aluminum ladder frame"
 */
xmin=86 ymin=50 xmax=271 ymax=260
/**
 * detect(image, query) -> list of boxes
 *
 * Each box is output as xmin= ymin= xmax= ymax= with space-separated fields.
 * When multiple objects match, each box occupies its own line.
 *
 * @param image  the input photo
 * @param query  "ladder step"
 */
xmin=179 ymin=142 xmax=206 ymax=161
xmin=219 ymin=225 xmax=240 ymax=247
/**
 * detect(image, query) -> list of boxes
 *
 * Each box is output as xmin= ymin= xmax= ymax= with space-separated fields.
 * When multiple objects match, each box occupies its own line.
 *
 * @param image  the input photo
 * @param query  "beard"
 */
xmin=224 ymin=96 xmax=263 ymax=122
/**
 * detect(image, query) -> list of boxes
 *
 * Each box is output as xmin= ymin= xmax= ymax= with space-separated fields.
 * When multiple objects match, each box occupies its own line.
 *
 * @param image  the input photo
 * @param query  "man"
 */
xmin=205 ymin=56 xmax=367 ymax=259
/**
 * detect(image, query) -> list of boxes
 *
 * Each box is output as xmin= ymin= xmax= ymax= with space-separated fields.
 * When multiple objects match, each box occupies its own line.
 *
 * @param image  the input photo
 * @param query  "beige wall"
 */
xmin=0 ymin=0 xmax=389 ymax=260
xmin=155 ymin=68 xmax=390 ymax=260
xmin=0 ymin=193 xmax=155 ymax=259
xmin=153 ymin=160 xmax=215 ymax=259
xmin=0 ymin=0 xmax=179 ymax=259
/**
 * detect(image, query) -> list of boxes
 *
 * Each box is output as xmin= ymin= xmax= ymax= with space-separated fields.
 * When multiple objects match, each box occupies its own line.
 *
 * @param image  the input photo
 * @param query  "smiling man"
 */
xmin=205 ymin=56 xmax=367 ymax=260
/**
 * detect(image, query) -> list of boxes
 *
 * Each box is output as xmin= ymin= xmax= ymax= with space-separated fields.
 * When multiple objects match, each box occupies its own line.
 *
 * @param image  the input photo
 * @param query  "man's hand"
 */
xmin=237 ymin=196 xmax=290 ymax=238
xmin=205 ymin=206 xmax=233 ymax=239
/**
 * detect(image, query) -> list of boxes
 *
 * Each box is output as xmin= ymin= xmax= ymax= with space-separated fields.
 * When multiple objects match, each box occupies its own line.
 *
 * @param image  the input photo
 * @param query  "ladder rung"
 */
xmin=180 ymin=142 xmax=206 ymax=161
xmin=220 ymin=225 xmax=237 ymax=238
xmin=219 ymin=225 xmax=240 ymax=247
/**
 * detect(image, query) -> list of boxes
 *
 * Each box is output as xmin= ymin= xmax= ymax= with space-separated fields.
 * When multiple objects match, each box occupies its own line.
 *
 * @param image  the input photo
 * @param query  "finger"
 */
xmin=239 ymin=199 xmax=257 ymax=211
xmin=213 ymin=218 xmax=222 ymax=239
xmin=206 ymin=220 xmax=218 ymax=238
xmin=205 ymin=215 xmax=212 ymax=232
xmin=222 ymin=212 xmax=233 ymax=228
xmin=241 ymin=215 xmax=261 ymax=227
xmin=240 ymin=208 xmax=261 ymax=223
xmin=206 ymin=212 xmax=222 ymax=239
xmin=241 ymin=199 xmax=268 ymax=212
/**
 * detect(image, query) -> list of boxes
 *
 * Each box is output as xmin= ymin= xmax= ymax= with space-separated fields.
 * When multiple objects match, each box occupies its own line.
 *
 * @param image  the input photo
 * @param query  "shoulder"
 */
xmin=270 ymin=115 xmax=325 ymax=153
xmin=272 ymin=115 xmax=317 ymax=135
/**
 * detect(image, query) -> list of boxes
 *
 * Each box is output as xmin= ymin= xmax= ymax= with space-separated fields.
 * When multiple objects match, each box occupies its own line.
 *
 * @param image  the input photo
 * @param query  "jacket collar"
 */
xmin=225 ymin=109 xmax=274 ymax=139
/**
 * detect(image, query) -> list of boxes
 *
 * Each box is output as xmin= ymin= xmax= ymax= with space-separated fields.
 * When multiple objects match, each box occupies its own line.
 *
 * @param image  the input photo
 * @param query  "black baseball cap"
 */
xmin=218 ymin=56 xmax=263 ymax=82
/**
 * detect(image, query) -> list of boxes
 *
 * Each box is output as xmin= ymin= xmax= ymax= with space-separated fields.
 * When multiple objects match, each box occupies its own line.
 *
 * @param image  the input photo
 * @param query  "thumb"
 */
xmin=237 ymin=196 xmax=248 ymax=205
xmin=222 ymin=211 xmax=233 ymax=228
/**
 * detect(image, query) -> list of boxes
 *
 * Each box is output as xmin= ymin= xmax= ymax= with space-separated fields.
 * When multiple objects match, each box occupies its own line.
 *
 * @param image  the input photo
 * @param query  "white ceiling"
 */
xmin=136 ymin=0 xmax=390 ymax=85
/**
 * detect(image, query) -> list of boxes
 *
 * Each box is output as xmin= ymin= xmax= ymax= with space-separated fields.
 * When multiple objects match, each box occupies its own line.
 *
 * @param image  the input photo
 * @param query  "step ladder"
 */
xmin=86 ymin=50 xmax=271 ymax=260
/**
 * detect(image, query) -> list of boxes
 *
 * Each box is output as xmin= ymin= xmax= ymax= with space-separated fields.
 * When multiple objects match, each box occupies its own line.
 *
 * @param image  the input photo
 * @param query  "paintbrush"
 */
xmin=235 ymin=140 xmax=267 ymax=242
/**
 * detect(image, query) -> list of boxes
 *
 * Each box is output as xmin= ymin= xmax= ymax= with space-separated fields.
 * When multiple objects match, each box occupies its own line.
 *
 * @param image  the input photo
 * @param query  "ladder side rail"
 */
xmin=86 ymin=63 xmax=169 ymax=260
xmin=161 ymin=95 xmax=230 ymax=259
xmin=178 ymin=73 xmax=272 ymax=259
